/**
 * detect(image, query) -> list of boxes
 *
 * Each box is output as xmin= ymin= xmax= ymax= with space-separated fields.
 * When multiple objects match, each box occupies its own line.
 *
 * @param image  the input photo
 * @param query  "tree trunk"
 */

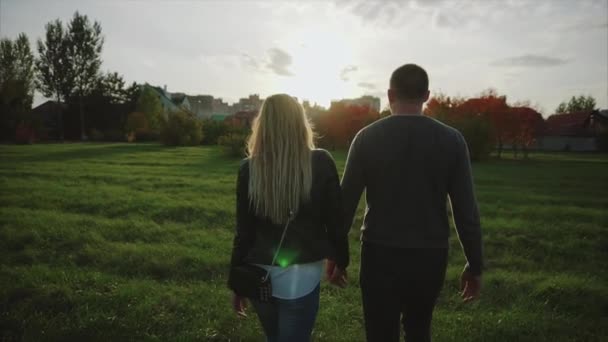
xmin=497 ymin=140 xmax=503 ymax=159
xmin=79 ymin=94 xmax=86 ymax=141
xmin=513 ymin=144 xmax=518 ymax=158
xmin=56 ymin=95 xmax=64 ymax=141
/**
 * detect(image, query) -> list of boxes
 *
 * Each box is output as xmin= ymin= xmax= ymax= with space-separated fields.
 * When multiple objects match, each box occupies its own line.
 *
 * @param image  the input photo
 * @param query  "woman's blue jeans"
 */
xmin=250 ymin=284 xmax=320 ymax=342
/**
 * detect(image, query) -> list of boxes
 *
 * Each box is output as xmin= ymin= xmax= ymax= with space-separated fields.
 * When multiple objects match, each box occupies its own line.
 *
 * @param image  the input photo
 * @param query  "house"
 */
xmin=536 ymin=110 xmax=600 ymax=151
xmin=30 ymin=99 xmax=130 ymax=141
xmin=146 ymin=85 xmax=192 ymax=118
xmin=225 ymin=110 xmax=257 ymax=128
xmin=30 ymin=100 xmax=67 ymax=140
xmin=590 ymin=109 xmax=608 ymax=133
xmin=170 ymin=93 xmax=191 ymax=112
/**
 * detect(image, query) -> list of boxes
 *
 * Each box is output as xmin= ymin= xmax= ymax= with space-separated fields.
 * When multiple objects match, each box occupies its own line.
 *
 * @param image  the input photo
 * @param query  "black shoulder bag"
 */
xmin=228 ymin=211 xmax=294 ymax=302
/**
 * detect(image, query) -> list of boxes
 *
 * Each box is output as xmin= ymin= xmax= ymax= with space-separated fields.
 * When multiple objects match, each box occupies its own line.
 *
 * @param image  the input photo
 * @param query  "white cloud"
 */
xmin=340 ymin=65 xmax=358 ymax=81
xmin=491 ymin=54 xmax=570 ymax=68
xmin=266 ymin=48 xmax=294 ymax=76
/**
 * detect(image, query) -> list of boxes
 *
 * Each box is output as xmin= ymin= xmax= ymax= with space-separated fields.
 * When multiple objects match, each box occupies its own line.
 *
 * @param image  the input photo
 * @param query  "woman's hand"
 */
xmin=231 ymin=292 xmax=248 ymax=318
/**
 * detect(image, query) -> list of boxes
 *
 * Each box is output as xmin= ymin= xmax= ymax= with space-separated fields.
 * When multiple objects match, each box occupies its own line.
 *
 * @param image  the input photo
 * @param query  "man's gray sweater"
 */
xmin=341 ymin=114 xmax=483 ymax=275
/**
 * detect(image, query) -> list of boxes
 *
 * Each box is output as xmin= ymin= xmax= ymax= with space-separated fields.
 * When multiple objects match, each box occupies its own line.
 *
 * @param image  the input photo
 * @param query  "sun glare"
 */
xmin=275 ymin=28 xmax=359 ymax=107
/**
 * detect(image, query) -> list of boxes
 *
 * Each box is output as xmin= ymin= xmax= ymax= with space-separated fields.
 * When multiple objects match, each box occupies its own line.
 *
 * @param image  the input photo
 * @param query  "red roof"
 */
xmin=544 ymin=111 xmax=592 ymax=137
xmin=225 ymin=110 xmax=257 ymax=127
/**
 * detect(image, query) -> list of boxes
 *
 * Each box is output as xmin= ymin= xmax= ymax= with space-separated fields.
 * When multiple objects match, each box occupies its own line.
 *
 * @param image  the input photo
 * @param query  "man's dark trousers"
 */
xmin=359 ymin=242 xmax=448 ymax=342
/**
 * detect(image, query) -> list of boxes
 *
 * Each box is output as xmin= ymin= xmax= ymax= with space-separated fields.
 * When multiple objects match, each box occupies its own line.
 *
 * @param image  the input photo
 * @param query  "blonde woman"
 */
xmin=228 ymin=94 xmax=348 ymax=341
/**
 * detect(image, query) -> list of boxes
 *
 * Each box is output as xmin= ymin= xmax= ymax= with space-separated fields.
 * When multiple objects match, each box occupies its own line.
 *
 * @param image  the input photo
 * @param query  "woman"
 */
xmin=229 ymin=94 xmax=348 ymax=341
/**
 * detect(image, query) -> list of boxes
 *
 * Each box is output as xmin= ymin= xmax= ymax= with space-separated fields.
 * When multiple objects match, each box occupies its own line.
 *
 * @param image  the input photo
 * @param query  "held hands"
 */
xmin=325 ymin=259 xmax=348 ymax=288
xmin=460 ymin=268 xmax=481 ymax=303
xmin=231 ymin=292 xmax=248 ymax=318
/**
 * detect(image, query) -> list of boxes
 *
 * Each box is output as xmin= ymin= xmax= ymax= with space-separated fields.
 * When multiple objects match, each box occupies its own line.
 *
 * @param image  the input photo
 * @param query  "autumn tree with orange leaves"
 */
xmin=425 ymin=89 xmax=544 ymax=160
xmin=311 ymin=103 xmax=379 ymax=149
xmin=509 ymin=106 xmax=544 ymax=158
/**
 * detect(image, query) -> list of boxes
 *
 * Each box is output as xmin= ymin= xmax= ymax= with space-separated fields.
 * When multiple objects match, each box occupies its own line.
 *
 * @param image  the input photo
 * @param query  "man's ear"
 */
xmin=388 ymin=89 xmax=396 ymax=104
xmin=422 ymin=90 xmax=430 ymax=103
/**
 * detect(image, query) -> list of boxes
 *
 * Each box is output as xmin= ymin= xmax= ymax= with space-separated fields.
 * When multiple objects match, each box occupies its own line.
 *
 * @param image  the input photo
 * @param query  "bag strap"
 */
xmin=263 ymin=210 xmax=295 ymax=281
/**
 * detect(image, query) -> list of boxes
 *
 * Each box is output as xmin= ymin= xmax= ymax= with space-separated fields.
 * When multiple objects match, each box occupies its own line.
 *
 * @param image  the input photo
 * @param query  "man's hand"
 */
xmin=460 ymin=269 xmax=481 ymax=303
xmin=326 ymin=259 xmax=348 ymax=288
xmin=325 ymin=259 xmax=336 ymax=280
xmin=329 ymin=267 xmax=348 ymax=288
xmin=231 ymin=292 xmax=248 ymax=318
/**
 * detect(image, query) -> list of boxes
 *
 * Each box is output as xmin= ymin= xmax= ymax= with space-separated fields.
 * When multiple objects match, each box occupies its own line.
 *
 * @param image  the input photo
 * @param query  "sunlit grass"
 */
xmin=1 ymin=144 xmax=607 ymax=341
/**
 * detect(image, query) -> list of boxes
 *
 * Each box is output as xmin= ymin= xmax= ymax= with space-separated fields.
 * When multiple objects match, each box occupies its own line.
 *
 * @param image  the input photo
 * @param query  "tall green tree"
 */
xmin=0 ymin=33 xmax=35 ymax=140
xmin=555 ymin=95 xmax=597 ymax=114
xmin=92 ymin=71 xmax=127 ymax=104
xmin=66 ymin=11 xmax=104 ymax=140
xmin=125 ymin=81 xmax=140 ymax=109
xmin=555 ymin=102 xmax=567 ymax=114
xmin=36 ymin=19 xmax=73 ymax=140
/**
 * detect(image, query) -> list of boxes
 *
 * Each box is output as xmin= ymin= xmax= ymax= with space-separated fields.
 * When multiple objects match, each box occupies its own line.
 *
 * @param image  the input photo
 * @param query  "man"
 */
xmin=329 ymin=63 xmax=483 ymax=341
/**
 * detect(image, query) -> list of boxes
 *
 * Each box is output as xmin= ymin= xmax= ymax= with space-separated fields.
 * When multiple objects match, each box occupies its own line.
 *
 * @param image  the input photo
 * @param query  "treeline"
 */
xmin=1 ymin=11 xmax=141 ymax=142
xmin=1 ymin=11 xmax=600 ymax=156
xmin=202 ymin=103 xmax=382 ymax=157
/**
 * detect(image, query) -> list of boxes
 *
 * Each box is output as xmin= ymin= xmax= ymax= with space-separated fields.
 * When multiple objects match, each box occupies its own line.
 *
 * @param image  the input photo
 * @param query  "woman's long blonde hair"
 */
xmin=246 ymin=94 xmax=315 ymax=224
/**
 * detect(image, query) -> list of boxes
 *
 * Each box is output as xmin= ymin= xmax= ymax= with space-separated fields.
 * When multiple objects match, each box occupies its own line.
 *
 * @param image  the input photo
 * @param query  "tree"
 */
xmin=1 ymin=33 xmax=35 ymax=140
xmin=36 ymin=19 xmax=73 ymax=140
xmin=136 ymin=86 xmax=163 ymax=131
xmin=555 ymin=102 xmax=568 ymax=114
xmin=555 ymin=95 xmax=597 ymax=114
xmin=91 ymin=71 xmax=127 ymax=104
xmin=66 ymin=11 xmax=104 ymax=140
xmin=455 ymin=91 xmax=510 ymax=158
xmin=125 ymin=111 xmax=148 ymax=141
xmin=510 ymin=106 xmax=544 ymax=159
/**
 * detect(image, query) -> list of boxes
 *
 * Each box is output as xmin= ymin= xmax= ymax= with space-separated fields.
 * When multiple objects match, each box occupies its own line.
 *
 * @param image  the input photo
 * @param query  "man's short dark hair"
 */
xmin=390 ymin=64 xmax=429 ymax=101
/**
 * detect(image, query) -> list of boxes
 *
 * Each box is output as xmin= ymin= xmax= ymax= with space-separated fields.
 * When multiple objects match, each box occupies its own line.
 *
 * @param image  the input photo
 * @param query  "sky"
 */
xmin=1 ymin=0 xmax=607 ymax=115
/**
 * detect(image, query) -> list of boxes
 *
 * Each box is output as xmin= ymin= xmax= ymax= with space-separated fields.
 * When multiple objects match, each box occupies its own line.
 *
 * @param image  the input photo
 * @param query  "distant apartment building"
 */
xmin=235 ymin=94 xmax=264 ymax=112
xmin=142 ymin=86 xmax=265 ymax=121
xmin=212 ymin=98 xmax=233 ymax=117
xmin=187 ymin=95 xmax=214 ymax=119
xmin=331 ymin=95 xmax=381 ymax=112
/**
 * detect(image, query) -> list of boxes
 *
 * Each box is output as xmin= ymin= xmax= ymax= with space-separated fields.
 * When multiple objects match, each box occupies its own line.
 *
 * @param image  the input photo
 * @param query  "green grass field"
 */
xmin=1 ymin=143 xmax=607 ymax=341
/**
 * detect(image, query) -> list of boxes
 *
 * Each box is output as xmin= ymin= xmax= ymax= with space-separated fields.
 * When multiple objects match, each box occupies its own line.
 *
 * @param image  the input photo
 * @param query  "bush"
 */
xmin=201 ymin=119 xmax=229 ymax=145
xmin=103 ymin=129 xmax=126 ymax=142
xmin=125 ymin=112 xmax=161 ymax=142
xmin=448 ymin=116 xmax=494 ymax=161
xmin=218 ymin=133 xmax=247 ymax=157
xmin=90 ymin=129 xmax=104 ymax=141
xmin=15 ymin=123 xmax=36 ymax=144
xmin=135 ymin=130 xmax=160 ymax=142
xmin=126 ymin=112 xmax=148 ymax=133
xmin=160 ymin=111 xmax=203 ymax=146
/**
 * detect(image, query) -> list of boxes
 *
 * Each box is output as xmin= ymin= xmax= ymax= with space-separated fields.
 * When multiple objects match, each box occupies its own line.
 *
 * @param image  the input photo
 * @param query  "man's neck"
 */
xmin=392 ymin=112 xmax=423 ymax=116
xmin=391 ymin=104 xmax=423 ymax=116
xmin=391 ymin=101 xmax=423 ymax=115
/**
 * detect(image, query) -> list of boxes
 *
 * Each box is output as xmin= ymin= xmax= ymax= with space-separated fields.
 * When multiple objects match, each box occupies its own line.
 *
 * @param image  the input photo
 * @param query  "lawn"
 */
xmin=0 ymin=143 xmax=607 ymax=341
